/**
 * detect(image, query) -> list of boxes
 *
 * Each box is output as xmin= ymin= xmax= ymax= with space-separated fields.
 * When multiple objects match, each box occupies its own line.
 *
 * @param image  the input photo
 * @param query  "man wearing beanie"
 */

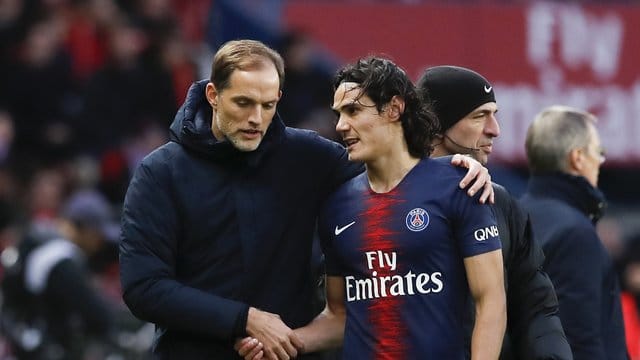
xmin=417 ymin=66 xmax=573 ymax=360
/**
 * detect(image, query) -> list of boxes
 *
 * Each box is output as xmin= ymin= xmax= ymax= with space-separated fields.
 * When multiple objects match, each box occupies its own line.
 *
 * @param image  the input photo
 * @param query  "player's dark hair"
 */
xmin=334 ymin=57 xmax=439 ymax=158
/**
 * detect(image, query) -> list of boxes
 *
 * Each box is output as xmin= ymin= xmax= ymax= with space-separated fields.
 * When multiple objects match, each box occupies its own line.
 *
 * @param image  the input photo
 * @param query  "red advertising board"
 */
xmin=284 ymin=3 xmax=640 ymax=166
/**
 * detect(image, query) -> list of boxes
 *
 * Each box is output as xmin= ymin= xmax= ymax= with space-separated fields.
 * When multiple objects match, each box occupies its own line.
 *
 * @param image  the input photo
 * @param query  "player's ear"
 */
xmin=387 ymin=95 xmax=405 ymax=122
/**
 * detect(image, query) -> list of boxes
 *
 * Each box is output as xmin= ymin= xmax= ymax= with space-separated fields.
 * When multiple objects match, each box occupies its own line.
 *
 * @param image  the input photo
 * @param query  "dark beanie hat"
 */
xmin=417 ymin=65 xmax=496 ymax=132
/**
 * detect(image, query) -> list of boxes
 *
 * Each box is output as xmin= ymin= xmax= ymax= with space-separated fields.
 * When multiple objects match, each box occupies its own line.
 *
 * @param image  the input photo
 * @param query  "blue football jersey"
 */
xmin=319 ymin=157 xmax=501 ymax=359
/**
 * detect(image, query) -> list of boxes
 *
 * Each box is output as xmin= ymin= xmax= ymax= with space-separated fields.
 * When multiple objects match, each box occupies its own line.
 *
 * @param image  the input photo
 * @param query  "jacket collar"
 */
xmin=527 ymin=172 xmax=607 ymax=223
xmin=169 ymin=80 xmax=285 ymax=167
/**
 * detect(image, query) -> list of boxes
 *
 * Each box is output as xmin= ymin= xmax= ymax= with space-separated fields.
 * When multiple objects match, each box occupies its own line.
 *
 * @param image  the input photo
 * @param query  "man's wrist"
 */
xmin=234 ymin=304 xmax=250 ymax=337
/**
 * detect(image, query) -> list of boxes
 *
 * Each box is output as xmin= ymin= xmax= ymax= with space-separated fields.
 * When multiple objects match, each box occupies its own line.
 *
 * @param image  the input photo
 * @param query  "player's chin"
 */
xmin=346 ymin=149 xmax=366 ymax=163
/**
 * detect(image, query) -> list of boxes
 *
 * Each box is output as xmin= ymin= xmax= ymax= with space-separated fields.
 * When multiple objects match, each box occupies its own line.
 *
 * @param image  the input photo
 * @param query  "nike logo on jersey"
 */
xmin=484 ymin=85 xmax=492 ymax=93
xmin=335 ymin=221 xmax=356 ymax=235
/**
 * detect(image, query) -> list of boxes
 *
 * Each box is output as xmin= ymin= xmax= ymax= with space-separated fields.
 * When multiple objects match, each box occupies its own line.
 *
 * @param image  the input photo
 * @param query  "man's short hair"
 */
xmin=525 ymin=105 xmax=597 ymax=174
xmin=211 ymin=39 xmax=285 ymax=91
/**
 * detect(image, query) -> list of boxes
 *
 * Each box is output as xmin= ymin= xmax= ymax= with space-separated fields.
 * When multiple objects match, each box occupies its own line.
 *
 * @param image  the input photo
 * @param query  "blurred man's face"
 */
xmin=579 ymin=123 xmax=605 ymax=187
xmin=207 ymin=61 xmax=281 ymax=152
xmin=442 ymin=102 xmax=499 ymax=165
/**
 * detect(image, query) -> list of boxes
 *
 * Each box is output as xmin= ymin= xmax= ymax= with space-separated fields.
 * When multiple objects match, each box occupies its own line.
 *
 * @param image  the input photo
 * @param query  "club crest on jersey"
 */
xmin=405 ymin=208 xmax=429 ymax=232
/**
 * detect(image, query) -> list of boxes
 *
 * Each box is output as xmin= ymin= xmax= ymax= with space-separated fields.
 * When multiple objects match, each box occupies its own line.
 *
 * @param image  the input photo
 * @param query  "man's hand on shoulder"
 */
xmin=451 ymin=154 xmax=494 ymax=204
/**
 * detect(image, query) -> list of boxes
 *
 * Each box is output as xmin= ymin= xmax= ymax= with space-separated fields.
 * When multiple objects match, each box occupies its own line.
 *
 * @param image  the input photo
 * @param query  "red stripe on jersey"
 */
xmin=361 ymin=190 xmax=406 ymax=359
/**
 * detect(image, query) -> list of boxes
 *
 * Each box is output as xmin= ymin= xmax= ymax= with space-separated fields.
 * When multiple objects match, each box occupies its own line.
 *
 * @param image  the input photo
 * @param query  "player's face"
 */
xmin=333 ymin=82 xmax=393 ymax=163
xmin=444 ymin=102 xmax=499 ymax=165
xmin=206 ymin=62 xmax=281 ymax=152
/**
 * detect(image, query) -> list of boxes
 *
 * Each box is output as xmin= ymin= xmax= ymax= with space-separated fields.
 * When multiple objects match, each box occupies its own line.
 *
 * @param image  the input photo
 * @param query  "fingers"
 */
xmin=282 ymin=337 xmax=298 ymax=359
xmin=466 ymin=168 xmax=491 ymax=200
xmin=452 ymin=154 xmax=494 ymax=204
xmin=235 ymin=337 xmax=255 ymax=352
xmin=290 ymin=331 xmax=305 ymax=354
xmin=245 ymin=307 xmax=299 ymax=360
xmin=458 ymin=166 xmax=480 ymax=190
xmin=479 ymin=177 xmax=494 ymax=204
xmin=246 ymin=342 xmax=264 ymax=360
xmin=450 ymin=153 xmax=466 ymax=166
xmin=251 ymin=350 xmax=264 ymax=360
xmin=236 ymin=337 xmax=261 ymax=358
xmin=271 ymin=334 xmax=299 ymax=360
xmin=273 ymin=344 xmax=292 ymax=360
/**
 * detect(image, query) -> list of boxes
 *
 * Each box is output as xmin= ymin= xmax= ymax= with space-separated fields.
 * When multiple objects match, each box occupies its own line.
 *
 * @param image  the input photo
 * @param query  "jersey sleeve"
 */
xmin=451 ymin=185 xmax=502 ymax=258
xmin=318 ymin=198 xmax=345 ymax=277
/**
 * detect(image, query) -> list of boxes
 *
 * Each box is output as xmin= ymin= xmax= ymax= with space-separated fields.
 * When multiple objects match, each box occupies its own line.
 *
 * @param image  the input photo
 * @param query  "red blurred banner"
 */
xmin=284 ymin=3 xmax=640 ymax=166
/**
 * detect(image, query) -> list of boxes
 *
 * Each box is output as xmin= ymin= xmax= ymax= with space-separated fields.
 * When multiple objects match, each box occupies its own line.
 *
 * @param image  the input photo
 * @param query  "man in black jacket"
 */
xmin=119 ymin=40 xmax=493 ymax=359
xmin=520 ymin=105 xmax=627 ymax=359
xmin=417 ymin=66 xmax=573 ymax=360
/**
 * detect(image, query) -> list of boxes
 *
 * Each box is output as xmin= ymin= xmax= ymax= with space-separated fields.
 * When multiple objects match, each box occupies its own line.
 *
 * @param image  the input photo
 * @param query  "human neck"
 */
xmin=430 ymin=142 xmax=452 ymax=158
xmin=366 ymin=145 xmax=420 ymax=194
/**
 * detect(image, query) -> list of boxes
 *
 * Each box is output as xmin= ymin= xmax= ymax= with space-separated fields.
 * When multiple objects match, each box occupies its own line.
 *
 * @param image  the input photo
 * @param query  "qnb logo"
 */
xmin=474 ymin=225 xmax=499 ymax=241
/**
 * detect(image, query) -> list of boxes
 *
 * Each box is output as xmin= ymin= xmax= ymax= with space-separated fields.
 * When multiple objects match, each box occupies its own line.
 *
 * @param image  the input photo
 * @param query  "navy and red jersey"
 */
xmin=319 ymin=157 xmax=501 ymax=359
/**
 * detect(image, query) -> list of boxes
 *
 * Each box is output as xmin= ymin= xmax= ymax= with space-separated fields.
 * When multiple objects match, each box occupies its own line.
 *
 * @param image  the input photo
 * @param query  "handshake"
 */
xmin=234 ymin=307 xmax=306 ymax=360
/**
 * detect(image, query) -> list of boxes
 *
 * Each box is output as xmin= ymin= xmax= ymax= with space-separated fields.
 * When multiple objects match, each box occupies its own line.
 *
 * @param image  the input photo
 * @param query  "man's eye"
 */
xmin=345 ymin=107 xmax=358 ymax=115
xmin=263 ymin=103 xmax=276 ymax=110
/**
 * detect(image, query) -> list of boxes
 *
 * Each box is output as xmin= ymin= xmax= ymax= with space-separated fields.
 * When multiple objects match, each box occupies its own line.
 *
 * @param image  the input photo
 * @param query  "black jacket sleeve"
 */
xmin=119 ymin=160 xmax=249 ymax=340
xmin=494 ymin=185 xmax=573 ymax=360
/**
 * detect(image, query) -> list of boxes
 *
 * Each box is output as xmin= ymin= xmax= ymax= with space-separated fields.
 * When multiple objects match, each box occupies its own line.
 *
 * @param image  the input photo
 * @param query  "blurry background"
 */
xmin=0 ymin=0 xmax=639 ymax=358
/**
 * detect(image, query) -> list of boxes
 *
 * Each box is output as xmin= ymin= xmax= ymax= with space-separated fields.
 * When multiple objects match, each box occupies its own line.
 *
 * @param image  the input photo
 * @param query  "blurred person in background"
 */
xmin=276 ymin=32 xmax=337 ymax=141
xmin=25 ymin=167 xmax=67 ymax=232
xmin=520 ymin=105 xmax=627 ymax=359
xmin=79 ymin=15 xmax=175 ymax=156
xmin=0 ymin=110 xmax=15 ymax=167
xmin=0 ymin=190 xmax=119 ymax=359
xmin=617 ymin=234 xmax=640 ymax=359
xmin=64 ymin=0 xmax=122 ymax=82
xmin=0 ymin=12 xmax=79 ymax=170
xmin=417 ymin=65 xmax=572 ymax=360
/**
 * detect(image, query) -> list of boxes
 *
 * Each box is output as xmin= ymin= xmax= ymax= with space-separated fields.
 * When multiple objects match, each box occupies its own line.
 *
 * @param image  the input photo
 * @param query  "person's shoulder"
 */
xmin=426 ymin=156 xmax=467 ymax=177
xmin=139 ymin=141 xmax=182 ymax=167
xmin=326 ymin=172 xmax=367 ymax=200
xmin=24 ymin=238 xmax=82 ymax=294
xmin=283 ymin=127 xmax=354 ymax=166
xmin=419 ymin=157 xmax=468 ymax=190
xmin=492 ymin=182 xmax=518 ymax=210
xmin=284 ymin=127 xmax=342 ymax=150
xmin=521 ymin=193 xmax=595 ymax=239
xmin=521 ymin=193 xmax=579 ymax=219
